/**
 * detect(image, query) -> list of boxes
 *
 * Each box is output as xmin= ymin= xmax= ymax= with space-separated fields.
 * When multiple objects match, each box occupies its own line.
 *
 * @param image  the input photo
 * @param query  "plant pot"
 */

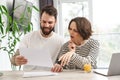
xmin=0 ymin=72 xmax=3 ymax=76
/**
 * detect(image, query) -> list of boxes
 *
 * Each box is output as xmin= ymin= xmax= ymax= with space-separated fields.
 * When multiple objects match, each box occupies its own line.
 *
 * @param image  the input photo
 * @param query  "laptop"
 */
xmin=93 ymin=53 xmax=120 ymax=76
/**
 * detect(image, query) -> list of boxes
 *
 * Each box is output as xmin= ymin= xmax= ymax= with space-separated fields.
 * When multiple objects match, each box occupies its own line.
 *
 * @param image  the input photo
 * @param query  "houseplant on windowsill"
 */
xmin=0 ymin=5 xmax=39 ymax=70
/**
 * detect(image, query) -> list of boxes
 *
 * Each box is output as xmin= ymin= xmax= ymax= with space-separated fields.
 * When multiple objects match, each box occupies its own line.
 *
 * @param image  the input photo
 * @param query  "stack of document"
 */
xmin=19 ymin=48 xmax=53 ymax=68
xmin=19 ymin=48 xmax=58 ymax=78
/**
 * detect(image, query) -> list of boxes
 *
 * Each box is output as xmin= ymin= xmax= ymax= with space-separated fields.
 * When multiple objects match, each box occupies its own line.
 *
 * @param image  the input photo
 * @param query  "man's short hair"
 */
xmin=40 ymin=5 xmax=57 ymax=20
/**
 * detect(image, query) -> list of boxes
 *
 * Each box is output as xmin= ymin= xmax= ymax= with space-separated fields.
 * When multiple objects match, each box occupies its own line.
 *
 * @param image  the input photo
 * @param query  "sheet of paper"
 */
xmin=23 ymin=71 xmax=58 ymax=78
xmin=19 ymin=48 xmax=53 ymax=68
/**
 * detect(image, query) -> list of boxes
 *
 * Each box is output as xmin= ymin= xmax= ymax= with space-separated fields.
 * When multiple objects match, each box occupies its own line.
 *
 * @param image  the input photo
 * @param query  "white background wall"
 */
xmin=0 ymin=0 xmax=9 ymax=71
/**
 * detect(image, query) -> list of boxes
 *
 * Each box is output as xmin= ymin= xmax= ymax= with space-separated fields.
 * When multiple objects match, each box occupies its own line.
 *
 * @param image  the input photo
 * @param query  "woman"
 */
xmin=51 ymin=17 xmax=99 ymax=72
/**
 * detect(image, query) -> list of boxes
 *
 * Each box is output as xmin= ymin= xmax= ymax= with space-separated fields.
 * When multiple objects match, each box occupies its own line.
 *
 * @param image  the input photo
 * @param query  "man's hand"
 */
xmin=15 ymin=55 xmax=27 ymax=66
xmin=51 ymin=64 xmax=63 ymax=72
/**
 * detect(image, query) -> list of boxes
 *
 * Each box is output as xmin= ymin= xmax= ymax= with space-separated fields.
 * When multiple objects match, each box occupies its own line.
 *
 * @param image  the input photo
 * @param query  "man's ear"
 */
xmin=55 ymin=19 xmax=57 ymax=23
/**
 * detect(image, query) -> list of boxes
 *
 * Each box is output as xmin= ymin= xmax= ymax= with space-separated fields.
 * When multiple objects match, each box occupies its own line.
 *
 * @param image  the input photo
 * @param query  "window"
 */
xmin=92 ymin=0 xmax=120 ymax=67
xmin=55 ymin=0 xmax=91 ymax=40
xmin=56 ymin=0 xmax=120 ymax=68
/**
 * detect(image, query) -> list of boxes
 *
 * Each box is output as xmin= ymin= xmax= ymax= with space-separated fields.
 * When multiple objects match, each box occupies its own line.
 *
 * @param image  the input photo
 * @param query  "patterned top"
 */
xmin=57 ymin=38 xmax=99 ymax=70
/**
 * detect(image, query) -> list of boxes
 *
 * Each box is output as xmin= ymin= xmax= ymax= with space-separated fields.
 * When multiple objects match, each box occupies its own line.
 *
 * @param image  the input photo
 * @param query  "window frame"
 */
xmin=54 ymin=0 xmax=93 ymax=37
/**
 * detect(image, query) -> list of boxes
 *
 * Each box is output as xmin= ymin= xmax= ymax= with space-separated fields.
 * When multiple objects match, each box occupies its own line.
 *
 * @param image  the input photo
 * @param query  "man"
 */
xmin=11 ymin=5 xmax=64 ymax=71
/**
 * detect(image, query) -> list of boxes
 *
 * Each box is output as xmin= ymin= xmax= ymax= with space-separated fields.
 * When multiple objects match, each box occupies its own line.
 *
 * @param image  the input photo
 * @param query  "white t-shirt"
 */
xmin=19 ymin=30 xmax=64 ymax=70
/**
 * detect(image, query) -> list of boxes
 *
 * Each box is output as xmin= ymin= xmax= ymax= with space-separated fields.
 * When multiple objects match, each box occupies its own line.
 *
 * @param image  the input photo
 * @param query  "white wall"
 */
xmin=0 ymin=0 xmax=10 ymax=71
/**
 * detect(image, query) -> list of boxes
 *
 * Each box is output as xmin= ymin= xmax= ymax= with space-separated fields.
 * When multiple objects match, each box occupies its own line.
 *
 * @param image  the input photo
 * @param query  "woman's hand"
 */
xmin=58 ymin=40 xmax=76 ymax=66
xmin=59 ymin=51 xmax=74 ymax=66
xmin=51 ymin=64 xmax=63 ymax=72
xmin=68 ymin=40 xmax=76 ymax=52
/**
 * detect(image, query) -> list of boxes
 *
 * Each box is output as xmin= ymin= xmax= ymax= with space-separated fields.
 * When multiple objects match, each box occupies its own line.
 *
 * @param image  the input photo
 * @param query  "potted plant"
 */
xmin=0 ymin=4 xmax=39 ymax=70
xmin=0 ymin=72 xmax=3 ymax=76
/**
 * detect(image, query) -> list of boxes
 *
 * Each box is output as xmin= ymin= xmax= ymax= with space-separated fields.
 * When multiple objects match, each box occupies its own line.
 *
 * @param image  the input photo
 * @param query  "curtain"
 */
xmin=39 ymin=0 xmax=53 ymax=10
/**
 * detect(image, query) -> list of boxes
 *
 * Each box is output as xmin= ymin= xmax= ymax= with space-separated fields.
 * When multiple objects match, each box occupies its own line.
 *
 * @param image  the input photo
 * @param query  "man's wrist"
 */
xmin=11 ymin=56 xmax=17 ymax=66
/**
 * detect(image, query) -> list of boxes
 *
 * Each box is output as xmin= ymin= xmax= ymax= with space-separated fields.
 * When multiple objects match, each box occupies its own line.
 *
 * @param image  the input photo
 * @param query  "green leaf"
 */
xmin=4 ymin=12 xmax=12 ymax=24
xmin=0 ymin=14 xmax=4 ymax=34
xmin=32 ymin=6 xmax=39 ymax=12
xmin=1 ymin=5 xmax=8 ymax=13
xmin=9 ymin=49 xmax=14 ymax=54
xmin=27 ymin=23 xmax=31 ymax=32
xmin=5 ymin=25 xmax=11 ymax=34
xmin=16 ymin=37 xmax=20 ymax=42
xmin=0 ymin=14 xmax=2 ymax=23
xmin=0 ymin=24 xmax=4 ymax=34
xmin=27 ymin=7 xmax=32 ymax=13
xmin=13 ymin=21 xmax=19 ymax=32
xmin=1 ymin=35 xmax=6 ymax=38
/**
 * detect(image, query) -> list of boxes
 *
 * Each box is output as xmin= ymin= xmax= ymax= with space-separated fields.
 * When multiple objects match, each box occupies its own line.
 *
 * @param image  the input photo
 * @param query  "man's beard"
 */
xmin=40 ymin=26 xmax=54 ymax=35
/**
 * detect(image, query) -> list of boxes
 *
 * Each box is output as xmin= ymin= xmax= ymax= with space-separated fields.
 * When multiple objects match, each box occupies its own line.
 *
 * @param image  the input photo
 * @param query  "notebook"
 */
xmin=93 ymin=53 xmax=120 ymax=76
xmin=23 ymin=71 xmax=58 ymax=78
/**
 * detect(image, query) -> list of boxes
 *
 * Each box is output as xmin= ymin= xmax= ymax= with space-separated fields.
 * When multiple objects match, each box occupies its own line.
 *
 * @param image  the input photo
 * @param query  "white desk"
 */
xmin=0 ymin=70 xmax=120 ymax=80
